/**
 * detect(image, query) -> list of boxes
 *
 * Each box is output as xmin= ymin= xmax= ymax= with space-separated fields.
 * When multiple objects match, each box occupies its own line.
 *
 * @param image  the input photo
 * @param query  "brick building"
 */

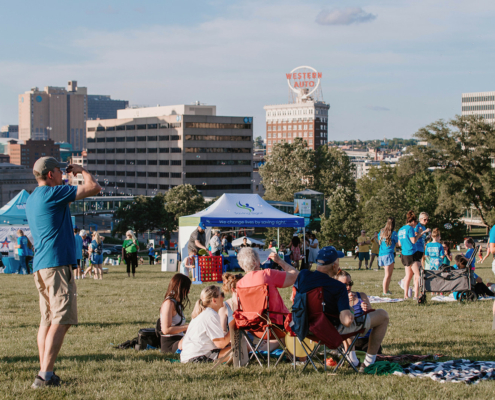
xmin=9 ymin=139 xmax=61 ymax=169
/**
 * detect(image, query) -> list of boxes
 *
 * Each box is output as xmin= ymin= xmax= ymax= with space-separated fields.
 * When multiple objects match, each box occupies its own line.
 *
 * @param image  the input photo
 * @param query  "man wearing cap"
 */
xmin=294 ymin=246 xmax=389 ymax=372
xmin=26 ymin=157 xmax=101 ymax=388
xmin=188 ymin=222 xmax=207 ymax=254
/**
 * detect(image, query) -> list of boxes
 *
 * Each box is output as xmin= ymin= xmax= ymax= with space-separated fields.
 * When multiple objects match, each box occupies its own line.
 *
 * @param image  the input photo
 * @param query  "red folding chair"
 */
xmin=234 ymin=284 xmax=294 ymax=367
xmin=290 ymin=287 xmax=374 ymax=372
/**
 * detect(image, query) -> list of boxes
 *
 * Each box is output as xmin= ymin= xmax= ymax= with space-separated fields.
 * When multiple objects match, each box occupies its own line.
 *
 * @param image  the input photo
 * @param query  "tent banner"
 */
xmin=202 ymin=217 xmax=304 ymax=228
xmin=0 ymin=225 xmax=32 ymax=252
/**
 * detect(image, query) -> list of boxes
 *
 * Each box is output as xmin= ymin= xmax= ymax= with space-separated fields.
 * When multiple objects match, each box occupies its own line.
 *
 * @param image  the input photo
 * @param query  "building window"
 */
xmin=171 ymin=160 xmax=182 ymax=166
xmin=148 ymin=136 xmax=157 ymax=141
xmin=194 ymin=184 xmax=251 ymax=190
xmin=159 ymin=160 xmax=169 ymax=165
xmin=137 ymin=172 xmax=146 ymax=177
xmin=97 ymin=149 xmax=105 ymax=154
xmin=185 ymin=148 xmax=251 ymax=153
xmin=116 ymin=160 xmax=125 ymax=165
xmin=116 ymin=137 xmax=125 ymax=142
xmin=184 ymin=122 xmax=250 ymax=129
xmin=171 ymin=148 xmax=181 ymax=153
xmin=170 ymin=135 xmax=181 ymax=140
xmin=148 ymin=148 xmax=157 ymax=153
xmin=127 ymin=183 xmax=135 ymax=188
xmin=159 ymin=184 xmax=169 ymax=190
xmin=159 ymin=123 xmax=169 ymax=129
xmin=97 ymin=137 xmax=105 ymax=142
xmin=126 ymin=160 xmax=135 ymax=165
xmin=116 ymin=148 xmax=125 ymax=153
xmin=159 ymin=135 xmax=169 ymax=141
xmin=126 ymin=125 xmax=135 ymax=130
xmin=137 ymin=136 xmax=146 ymax=142
xmin=106 ymin=127 xmax=115 ymax=131
xmin=106 ymin=137 xmax=115 ymax=142
xmin=97 ymin=160 xmax=105 ymax=164
xmin=106 ymin=171 xmax=116 ymax=176
xmin=136 ymin=148 xmax=146 ymax=153
xmin=171 ymin=173 xmax=181 ymax=178
xmin=184 ymin=135 xmax=251 ymax=141
xmin=126 ymin=136 xmax=135 ymax=142
xmin=88 ymin=160 xmax=96 ymax=164
xmin=126 ymin=148 xmax=135 ymax=153
xmin=137 ymin=183 xmax=147 ymax=189
xmin=159 ymin=148 xmax=169 ymax=153
xmin=106 ymin=160 xmax=115 ymax=164
xmin=148 ymin=160 xmax=157 ymax=165
xmin=127 ymin=171 xmax=135 ymax=176
xmin=137 ymin=124 xmax=146 ymax=130
xmin=137 ymin=160 xmax=146 ymax=165
xmin=147 ymin=124 xmax=158 ymax=129
xmin=116 ymin=171 xmax=125 ymax=176
xmin=116 ymin=125 xmax=125 ymax=131
xmin=148 ymin=172 xmax=157 ymax=177
xmin=106 ymin=149 xmax=115 ymax=153
xmin=186 ymin=172 xmax=251 ymax=178
xmin=160 ymin=172 xmax=169 ymax=178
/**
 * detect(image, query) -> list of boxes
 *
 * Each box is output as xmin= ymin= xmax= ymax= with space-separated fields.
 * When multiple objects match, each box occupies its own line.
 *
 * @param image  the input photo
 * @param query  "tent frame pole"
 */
xmin=277 ymin=228 xmax=280 ymax=249
xmin=303 ymin=227 xmax=306 ymax=268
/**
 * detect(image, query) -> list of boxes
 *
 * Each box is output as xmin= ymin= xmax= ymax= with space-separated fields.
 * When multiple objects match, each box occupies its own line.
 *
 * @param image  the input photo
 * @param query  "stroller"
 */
xmin=418 ymin=245 xmax=479 ymax=304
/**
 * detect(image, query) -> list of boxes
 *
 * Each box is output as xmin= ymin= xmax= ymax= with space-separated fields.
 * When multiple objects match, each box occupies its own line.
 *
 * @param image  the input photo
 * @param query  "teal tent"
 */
xmin=0 ymin=190 xmax=30 ymax=225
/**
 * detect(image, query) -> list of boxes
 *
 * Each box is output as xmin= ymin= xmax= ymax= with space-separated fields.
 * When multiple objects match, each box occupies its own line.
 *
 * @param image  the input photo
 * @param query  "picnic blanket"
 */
xmin=431 ymin=294 xmax=495 ymax=302
xmin=368 ymin=296 xmax=404 ymax=304
xmin=394 ymin=359 xmax=495 ymax=384
xmin=377 ymin=354 xmax=444 ymax=363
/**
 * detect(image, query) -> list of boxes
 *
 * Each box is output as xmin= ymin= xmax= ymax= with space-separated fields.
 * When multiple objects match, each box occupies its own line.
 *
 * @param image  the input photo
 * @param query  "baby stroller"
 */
xmin=418 ymin=245 xmax=479 ymax=304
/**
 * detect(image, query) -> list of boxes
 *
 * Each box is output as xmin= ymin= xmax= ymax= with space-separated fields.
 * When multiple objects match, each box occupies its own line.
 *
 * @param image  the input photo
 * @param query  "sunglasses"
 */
xmin=220 ymin=292 xmax=225 ymax=298
xmin=346 ymin=281 xmax=354 ymax=287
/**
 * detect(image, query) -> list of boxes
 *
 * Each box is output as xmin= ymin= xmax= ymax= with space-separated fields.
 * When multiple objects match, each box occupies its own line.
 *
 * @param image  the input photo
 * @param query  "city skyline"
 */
xmin=1 ymin=0 xmax=495 ymax=141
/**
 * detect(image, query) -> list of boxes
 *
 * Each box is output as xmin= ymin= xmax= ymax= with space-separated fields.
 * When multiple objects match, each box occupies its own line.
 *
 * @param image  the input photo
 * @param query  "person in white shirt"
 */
xmin=180 ymin=285 xmax=234 ymax=363
xmin=209 ymin=230 xmax=222 ymax=256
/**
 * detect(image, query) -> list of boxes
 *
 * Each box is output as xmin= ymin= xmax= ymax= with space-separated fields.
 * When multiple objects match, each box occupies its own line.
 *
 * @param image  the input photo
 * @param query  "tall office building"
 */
xmin=87 ymin=95 xmax=129 ymax=120
xmin=18 ymin=81 xmax=87 ymax=151
xmin=0 ymin=125 xmax=19 ymax=139
xmin=264 ymin=66 xmax=330 ymax=154
xmin=461 ymin=91 xmax=495 ymax=123
xmin=86 ymin=104 xmax=253 ymax=197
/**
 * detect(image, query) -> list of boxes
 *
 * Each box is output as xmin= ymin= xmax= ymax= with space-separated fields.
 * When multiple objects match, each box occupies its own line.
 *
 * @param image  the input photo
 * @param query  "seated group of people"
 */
xmin=159 ymin=246 xmax=389 ymax=370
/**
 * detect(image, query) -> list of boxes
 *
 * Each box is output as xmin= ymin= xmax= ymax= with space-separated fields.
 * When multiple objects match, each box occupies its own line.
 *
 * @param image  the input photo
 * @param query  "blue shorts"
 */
xmin=358 ymin=252 xmax=370 ymax=261
xmin=91 ymin=254 xmax=104 ymax=265
xmin=378 ymin=254 xmax=395 ymax=267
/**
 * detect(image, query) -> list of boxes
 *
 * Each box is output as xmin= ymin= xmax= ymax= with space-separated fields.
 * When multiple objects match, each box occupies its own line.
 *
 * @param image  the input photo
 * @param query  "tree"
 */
xmin=258 ymin=138 xmax=315 ymax=201
xmin=264 ymin=227 xmax=295 ymax=249
xmin=164 ymin=184 xmax=206 ymax=230
xmin=412 ymin=115 xmax=495 ymax=226
xmin=314 ymin=146 xmax=356 ymax=198
xmin=112 ymin=193 xmax=174 ymax=239
xmin=319 ymin=187 xmax=361 ymax=251
xmin=253 ymin=136 xmax=264 ymax=149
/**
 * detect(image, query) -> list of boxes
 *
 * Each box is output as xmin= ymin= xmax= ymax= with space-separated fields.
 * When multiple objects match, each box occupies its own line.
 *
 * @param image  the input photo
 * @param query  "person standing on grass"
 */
xmin=148 ymin=246 xmax=155 ymax=265
xmin=87 ymin=232 xmax=104 ymax=280
xmin=209 ymin=230 xmax=222 ymax=256
xmin=378 ymin=218 xmax=398 ymax=296
xmin=26 ymin=156 xmax=100 ymax=388
xmin=414 ymin=212 xmax=430 ymax=267
xmin=188 ymin=222 xmax=207 ymax=254
xmin=15 ymin=229 xmax=30 ymax=274
xmin=74 ymin=228 xmax=83 ymax=279
xmin=369 ymin=232 xmax=380 ymax=270
xmin=123 ymin=230 xmax=139 ymax=278
xmin=357 ymin=230 xmax=371 ymax=270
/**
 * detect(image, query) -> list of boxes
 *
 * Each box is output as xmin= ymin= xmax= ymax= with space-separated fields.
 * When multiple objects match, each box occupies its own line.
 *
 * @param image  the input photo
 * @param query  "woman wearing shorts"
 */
xmin=398 ymin=211 xmax=424 ymax=299
xmin=378 ymin=218 xmax=398 ymax=296
xmin=87 ymin=231 xmax=104 ymax=280
xmin=414 ymin=212 xmax=430 ymax=267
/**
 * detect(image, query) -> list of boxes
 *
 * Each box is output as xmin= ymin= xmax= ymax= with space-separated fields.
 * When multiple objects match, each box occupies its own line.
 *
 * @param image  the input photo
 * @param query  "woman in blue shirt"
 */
xmin=15 ymin=229 xmax=30 ymax=274
xmin=87 ymin=231 xmax=104 ymax=280
xmin=398 ymin=211 xmax=427 ymax=300
xmin=378 ymin=217 xmax=398 ymax=296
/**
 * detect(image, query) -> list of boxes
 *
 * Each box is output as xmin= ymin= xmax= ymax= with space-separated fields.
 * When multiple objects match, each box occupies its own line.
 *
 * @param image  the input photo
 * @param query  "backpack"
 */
xmin=94 ymin=242 xmax=102 ymax=255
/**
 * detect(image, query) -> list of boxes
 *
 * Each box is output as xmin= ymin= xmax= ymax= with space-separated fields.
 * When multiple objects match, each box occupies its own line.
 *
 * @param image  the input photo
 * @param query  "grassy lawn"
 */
xmin=1 ymin=253 xmax=495 ymax=399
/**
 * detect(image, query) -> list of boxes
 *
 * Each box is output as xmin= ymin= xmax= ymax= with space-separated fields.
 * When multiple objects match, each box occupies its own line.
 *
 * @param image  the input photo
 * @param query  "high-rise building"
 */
xmin=264 ymin=66 xmax=330 ymax=154
xmin=18 ymin=81 xmax=87 ymax=151
xmin=9 ymin=139 xmax=61 ymax=169
xmin=461 ymin=91 xmax=495 ymax=123
xmin=86 ymin=104 xmax=253 ymax=197
xmin=87 ymin=95 xmax=129 ymax=120
xmin=0 ymin=125 xmax=19 ymax=139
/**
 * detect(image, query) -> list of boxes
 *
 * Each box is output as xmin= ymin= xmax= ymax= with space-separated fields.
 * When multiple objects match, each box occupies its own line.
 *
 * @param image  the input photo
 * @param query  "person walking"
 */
xmin=26 ymin=156 xmax=100 ymax=388
xmin=357 ymin=230 xmax=371 ymax=270
xmin=369 ymin=232 xmax=380 ymax=270
xmin=15 ymin=229 xmax=30 ymax=274
xmin=74 ymin=228 xmax=83 ymax=279
xmin=123 ymin=230 xmax=139 ymax=278
xmin=87 ymin=232 xmax=104 ymax=280
xmin=378 ymin=218 xmax=398 ymax=295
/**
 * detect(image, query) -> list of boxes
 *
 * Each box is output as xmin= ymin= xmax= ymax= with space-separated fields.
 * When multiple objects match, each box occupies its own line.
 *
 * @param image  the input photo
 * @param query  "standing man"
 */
xmin=188 ymin=222 xmax=207 ymax=254
xmin=209 ymin=230 xmax=222 ymax=256
xmin=369 ymin=232 xmax=380 ymax=270
xmin=357 ymin=230 xmax=371 ymax=270
xmin=74 ymin=228 xmax=83 ymax=279
xmin=240 ymin=237 xmax=249 ymax=248
xmin=26 ymin=157 xmax=101 ymax=388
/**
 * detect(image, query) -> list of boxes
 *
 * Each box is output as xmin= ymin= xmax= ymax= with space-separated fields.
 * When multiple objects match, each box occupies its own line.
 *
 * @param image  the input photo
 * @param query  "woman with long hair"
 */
xmin=218 ymin=273 xmax=243 ymax=333
xmin=159 ymin=273 xmax=191 ymax=354
xmin=398 ymin=211 xmax=427 ymax=299
xmin=378 ymin=218 xmax=399 ymax=295
xmin=86 ymin=231 xmax=104 ymax=280
xmin=123 ymin=230 xmax=139 ymax=278
xmin=180 ymin=285 xmax=233 ymax=363
xmin=290 ymin=236 xmax=303 ymax=270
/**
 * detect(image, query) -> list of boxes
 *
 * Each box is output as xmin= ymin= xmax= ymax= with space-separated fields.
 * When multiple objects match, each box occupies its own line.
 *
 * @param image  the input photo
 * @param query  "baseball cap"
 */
xmin=316 ymin=246 xmax=345 ymax=266
xmin=33 ymin=156 xmax=67 ymax=177
xmin=198 ymin=222 xmax=206 ymax=230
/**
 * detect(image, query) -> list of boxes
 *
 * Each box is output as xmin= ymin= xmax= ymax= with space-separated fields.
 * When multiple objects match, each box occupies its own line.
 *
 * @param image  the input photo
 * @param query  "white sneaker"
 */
xmin=398 ymin=279 xmax=404 ymax=290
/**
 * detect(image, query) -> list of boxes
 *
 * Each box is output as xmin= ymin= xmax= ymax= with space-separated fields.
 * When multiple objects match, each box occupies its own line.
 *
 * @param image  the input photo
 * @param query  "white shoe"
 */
xmin=398 ymin=279 xmax=404 ymax=290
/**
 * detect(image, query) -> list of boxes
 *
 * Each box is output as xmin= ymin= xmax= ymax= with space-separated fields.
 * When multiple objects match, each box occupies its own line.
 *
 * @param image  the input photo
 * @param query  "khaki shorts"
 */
xmin=34 ymin=265 xmax=78 ymax=326
xmin=338 ymin=314 xmax=371 ymax=336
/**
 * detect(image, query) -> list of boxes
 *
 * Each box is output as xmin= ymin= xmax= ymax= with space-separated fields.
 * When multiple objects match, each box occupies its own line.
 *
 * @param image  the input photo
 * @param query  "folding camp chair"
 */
xmin=290 ymin=287 xmax=374 ymax=372
xmin=233 ymin=284 xmax=294 ymax=367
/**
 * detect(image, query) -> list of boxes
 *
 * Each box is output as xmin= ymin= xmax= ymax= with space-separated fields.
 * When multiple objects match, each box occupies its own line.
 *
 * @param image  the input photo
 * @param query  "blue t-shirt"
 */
xmin=17 ymin=236 xmax=29 ymax=257
xmin=148 ymin=247 xmax=154 ymax=256
xmin=74 ymin=234 xmax=83 ymax=260
xmin=26 ymin=185 xmax=78 ymax=272
xmin=378 ymin=231 xmax=398 ymax=256
xmin=90 ymin=240 xmax=102 ymax=254
xmin=490 ymin=226 xmax=495 ymax=244
xmin=294 ymin=269 xmax=350 ymax=321
xmin=398 ymin=225 xmax=416 ymax=256
xmin=414 ymin=223 xmax=427 ymax=252
xmin=425 ymin=242 xmax=445 ymax=269
xmin=465 ymin=248 xmax=476 ymax=270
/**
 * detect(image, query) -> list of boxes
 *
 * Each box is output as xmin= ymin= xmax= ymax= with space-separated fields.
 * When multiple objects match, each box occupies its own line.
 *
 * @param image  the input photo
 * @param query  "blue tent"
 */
xmin=0 ymin=190 xmax=30 ymax=225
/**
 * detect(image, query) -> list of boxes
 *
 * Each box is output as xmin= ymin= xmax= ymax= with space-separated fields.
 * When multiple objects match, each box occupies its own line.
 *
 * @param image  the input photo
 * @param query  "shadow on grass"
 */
xmin=13 ymin=321 xmax=151 ymax=329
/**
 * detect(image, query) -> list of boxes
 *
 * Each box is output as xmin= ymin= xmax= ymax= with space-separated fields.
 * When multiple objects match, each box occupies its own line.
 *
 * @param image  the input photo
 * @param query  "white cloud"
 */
xmin=366 ymin=105 xmax=390 ymax=111
xmin=315 ymin=7 xmax=377 ymax=26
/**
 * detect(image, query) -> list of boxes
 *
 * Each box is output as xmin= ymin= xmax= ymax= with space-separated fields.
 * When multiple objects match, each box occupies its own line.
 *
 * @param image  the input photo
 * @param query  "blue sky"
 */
xmin=1 ymin=0 xmax=494 ymax=140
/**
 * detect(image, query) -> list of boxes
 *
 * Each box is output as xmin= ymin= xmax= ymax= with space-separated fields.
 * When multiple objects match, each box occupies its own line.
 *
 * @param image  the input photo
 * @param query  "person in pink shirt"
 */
xmin=236 ymin=247 xmax=299 ymax=326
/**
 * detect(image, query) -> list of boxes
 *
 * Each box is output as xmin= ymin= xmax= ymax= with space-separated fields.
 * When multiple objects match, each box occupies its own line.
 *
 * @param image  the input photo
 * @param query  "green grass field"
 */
xmin=2 ymin=254 xmax=495 ymax=399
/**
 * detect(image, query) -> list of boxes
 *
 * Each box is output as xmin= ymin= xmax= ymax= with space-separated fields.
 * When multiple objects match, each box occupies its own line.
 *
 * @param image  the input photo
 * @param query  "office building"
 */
xmin=18 ymin=81 xmax=87 ymax=151
xmin=9 ymin=139 xmax=60 ymax=169
xmin=1 ymin=125 xmax=19 ymax=139
xmin=86 ymin=104 xmax=253 ymax=197
xmin=0 ymin=163 xmax=37 ymax=206
xmin=87 ymin=95 xmax=129 ymax=120
xmin=461 ymin=91 xmax=495 ymax=123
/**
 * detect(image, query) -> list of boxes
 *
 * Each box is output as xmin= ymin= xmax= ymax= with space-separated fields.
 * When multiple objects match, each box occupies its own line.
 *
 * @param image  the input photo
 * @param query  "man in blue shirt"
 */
xmin=74 ymin=228 xmax=84 ymax=279
xmin=26 ymin=157 xmax=101 ymax=388
xmin=294 ymin=246 xmax=389 ymax=372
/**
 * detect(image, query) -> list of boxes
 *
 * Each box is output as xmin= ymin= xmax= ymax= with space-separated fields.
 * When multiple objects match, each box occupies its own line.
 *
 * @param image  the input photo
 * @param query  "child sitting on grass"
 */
xmin=423 ymin=228 xmax=444 ymax=270
xmin=453 ymin=255 xmax=495 ymax=298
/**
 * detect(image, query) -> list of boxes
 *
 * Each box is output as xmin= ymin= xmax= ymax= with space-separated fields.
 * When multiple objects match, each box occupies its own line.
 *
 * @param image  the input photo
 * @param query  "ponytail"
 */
xmin=191 ymin=285 xmax=220 ymax=319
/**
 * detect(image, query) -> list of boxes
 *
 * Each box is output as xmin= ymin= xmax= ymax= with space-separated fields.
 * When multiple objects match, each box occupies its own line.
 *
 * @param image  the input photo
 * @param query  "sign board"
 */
xmin=294 ymin=199 xmax=311 ymax=218
xmin=286 ymin=66 xmax=322 ymax=100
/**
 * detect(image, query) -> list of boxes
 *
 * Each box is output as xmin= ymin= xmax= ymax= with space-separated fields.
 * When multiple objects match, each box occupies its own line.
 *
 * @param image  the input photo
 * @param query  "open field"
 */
xmin=1 ymin=254 xmax=495 ymax=399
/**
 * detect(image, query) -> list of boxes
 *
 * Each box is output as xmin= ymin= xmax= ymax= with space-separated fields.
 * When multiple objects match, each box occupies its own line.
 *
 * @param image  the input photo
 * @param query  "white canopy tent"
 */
xmin=178 ymin=194 xmax=304 ymax=261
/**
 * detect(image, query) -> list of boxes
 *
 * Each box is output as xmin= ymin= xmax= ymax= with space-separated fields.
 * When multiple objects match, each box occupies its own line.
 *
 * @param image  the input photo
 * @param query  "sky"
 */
xmin=1 ymin=0 xmax=494 ymax=141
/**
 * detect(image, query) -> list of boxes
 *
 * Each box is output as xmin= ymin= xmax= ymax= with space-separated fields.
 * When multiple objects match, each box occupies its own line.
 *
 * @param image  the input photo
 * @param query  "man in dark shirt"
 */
xmin=295 ymin=246 xmax=389 ymax=372
xmin=187 ymin=222 xmax=207 ymax=254
xmin=240 ymin=237 xmax=249 ymax=248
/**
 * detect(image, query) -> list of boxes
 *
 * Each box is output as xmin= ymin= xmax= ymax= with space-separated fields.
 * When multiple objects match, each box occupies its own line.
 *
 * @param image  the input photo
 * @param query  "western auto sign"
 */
xmin=286 ymin=66 xmax=321 ymax=98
